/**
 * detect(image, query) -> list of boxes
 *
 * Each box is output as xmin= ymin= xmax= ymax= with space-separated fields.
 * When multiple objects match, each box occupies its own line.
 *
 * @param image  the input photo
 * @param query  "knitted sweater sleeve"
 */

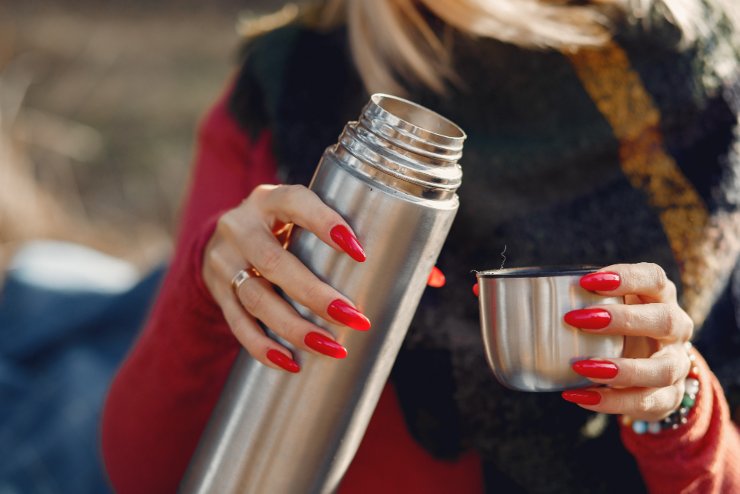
xmin=100 ymin=84 xmax=279 ymax=494
xmin=621 ymin=352 xmax=740 ymax=493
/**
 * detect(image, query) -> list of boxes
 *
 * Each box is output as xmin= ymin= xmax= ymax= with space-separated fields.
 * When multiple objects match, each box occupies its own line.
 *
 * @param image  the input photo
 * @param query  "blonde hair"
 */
xmin=244 ymin=0 xmax=739 ymax=95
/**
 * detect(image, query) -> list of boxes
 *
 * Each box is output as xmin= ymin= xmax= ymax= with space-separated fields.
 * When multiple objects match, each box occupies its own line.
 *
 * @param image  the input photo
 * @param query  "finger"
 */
xmin=564 ymin=302 xmax=693 ymax=342
xmin=219 ymin=296 xmax=300 ymax=373
xmin=234 ymin=275 xmax=347 ymax=359
xmin=258 ymin=184 xmax=366 ymax=262
xmin=571 ymin=347 xmax=691 ymax=388
xmin=580 ymin=263 xmax=677 ymax=303
xmin=226 ymin=222 xmax=371 ymax=330
xmin=562 ymin=384 xmax=685 ymax=421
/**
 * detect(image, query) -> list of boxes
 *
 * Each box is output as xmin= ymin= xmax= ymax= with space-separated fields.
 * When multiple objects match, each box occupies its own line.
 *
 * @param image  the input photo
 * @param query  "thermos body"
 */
xmin=181 ymin=94 xmax=465 ymax=494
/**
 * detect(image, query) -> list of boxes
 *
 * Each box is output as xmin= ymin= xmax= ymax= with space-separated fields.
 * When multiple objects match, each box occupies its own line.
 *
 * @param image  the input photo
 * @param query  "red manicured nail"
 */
xmin=327 ymin=299 xmax=371 ymax=330
xmin=304 ymin=332 xmax=348 ymax=359
xmin=266 ymin=349 xmax=300 ymax=373
xmin=564 ymin=308 xmax=611 ymax=330
xmin=572 ymin=359 xmax=619 ymax=379
xmin=561 ymin=389 xmax=601 ymax=405
xmin=473 ymin=283 xmax=480 ymax=297
xmin=330 ymin=225 xmax=366 ymax=262
xmin=427 ymin=266 xmax=446 ymax=288
xmin=580 ymin=272 xmax=621 ymax=291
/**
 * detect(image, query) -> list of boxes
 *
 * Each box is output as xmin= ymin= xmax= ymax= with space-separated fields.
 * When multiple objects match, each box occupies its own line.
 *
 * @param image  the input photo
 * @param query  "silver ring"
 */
xmin=231 ymin=269 xmax=251 ymax=295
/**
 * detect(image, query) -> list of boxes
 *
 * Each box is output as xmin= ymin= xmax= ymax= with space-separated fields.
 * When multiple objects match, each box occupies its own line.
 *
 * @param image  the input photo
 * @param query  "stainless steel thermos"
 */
xmin=180 ymin=94 xmax=465 ymax=493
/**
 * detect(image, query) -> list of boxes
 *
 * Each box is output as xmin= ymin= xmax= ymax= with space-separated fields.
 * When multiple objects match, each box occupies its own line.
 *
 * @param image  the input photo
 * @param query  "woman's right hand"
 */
xmin=202 ymin=184 xmax=370 ymax=373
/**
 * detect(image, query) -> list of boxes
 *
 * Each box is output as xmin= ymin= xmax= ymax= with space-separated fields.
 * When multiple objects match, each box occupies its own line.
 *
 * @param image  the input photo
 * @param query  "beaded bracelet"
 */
xmin=620 ymin=344 xmax=700 ymax=435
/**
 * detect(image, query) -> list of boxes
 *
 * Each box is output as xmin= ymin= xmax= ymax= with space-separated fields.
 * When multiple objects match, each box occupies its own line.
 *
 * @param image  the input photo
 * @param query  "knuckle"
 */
xmin=658 ymin=305 xmax=675 ymax=339
xmin=636 ymin=393 xmax=656 ymax=414
xmin=281 ymin=318 xmax=308 ymax=343
xmin=683 ymin=312 xmax=695 ymax=340
xmin=659 ymin=359 xmax=680 ymax=385
xmin=253 ymin=184 xmax=274 ymax=196
xmin=240 ymin=281 xmax=266 ymax=316
xmin=247 ymin=184 xmax=275 ymax=205
xmin=216 ymin=212 xmax=234 ymax=234
xmin=300 ymin=281 xmax=325 ymax=308
xmin=244 ymin=340 xmax=266 ymax=361
xmin=651 ymin=264 xmax=669 ymax=292
xmin=245 ymin=188 xmax=262 ymax=204
xmin=279 ymin=183 xmax=307 ymax=202
xmin=231 ymin=317 xmax=252 ymax=339
xmin=621 ymin=307 xmax=638 ymax=333
xmin=229 ymin=317 xmax=261 ymax=353
xmin=217 ymin=211 xmax=248 ymax=242
xmin=257 ymin=245 xmax=285 ymax=276
xmin=205 ymin=246 xmax=221 ymax=269
xmin=286 ymin=183 xmax=308 ymax=194
xmin=665 ymin=278 xmax=678 ymax=299
xmin=660 ymin=305 xmax=680 ymax=338
xmin=320 ymin=209 xmax=342 ymax=231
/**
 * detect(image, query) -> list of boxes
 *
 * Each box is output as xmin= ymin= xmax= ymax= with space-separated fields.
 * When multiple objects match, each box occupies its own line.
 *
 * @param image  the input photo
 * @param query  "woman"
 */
xmin=102 ymin=0 xmax=740 ymax=492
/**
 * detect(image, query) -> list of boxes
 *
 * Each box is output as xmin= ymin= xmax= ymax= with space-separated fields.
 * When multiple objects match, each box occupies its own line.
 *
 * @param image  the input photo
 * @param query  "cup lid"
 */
xmin=476 ymin=265 xmax=601 ymax=278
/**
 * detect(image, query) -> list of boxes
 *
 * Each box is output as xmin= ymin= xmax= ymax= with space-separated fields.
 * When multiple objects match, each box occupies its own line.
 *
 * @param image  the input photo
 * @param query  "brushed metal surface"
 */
xmin=181 ymin=94 xmax=464 ymax=493
xmin=477 ymin=267 xmax=624 ymax=392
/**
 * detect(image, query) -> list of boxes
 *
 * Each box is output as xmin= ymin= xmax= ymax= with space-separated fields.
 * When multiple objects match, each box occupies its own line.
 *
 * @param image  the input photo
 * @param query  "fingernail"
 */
xmin=564 ymin=308 xmax=611 ymax=330
xmin=473 ymin=283 xmax=480 ymax=297
xmin=330 ymin=225 xmax=366 ymax=262
xmin=427 ymin=266 xmax=446 ymax=288
xmin=304 ymin=332 xmax=348 ymax=359
xmin=580 ymin=271 xmax=621 ymax=291
xmin=561 ymin=389 xmax=601 ymax=405
xmin=327 ymin=299 xmax=371 ymax=330
xmin=266 ymin=349 xmax=300 ymax=373
xmin=572 ymin=359 xmax=619 ymax=379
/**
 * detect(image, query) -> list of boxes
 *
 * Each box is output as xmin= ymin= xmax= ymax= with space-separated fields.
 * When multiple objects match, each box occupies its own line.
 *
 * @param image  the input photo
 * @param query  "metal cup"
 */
xmin=477 ymin=266 xmax=624 ymax=392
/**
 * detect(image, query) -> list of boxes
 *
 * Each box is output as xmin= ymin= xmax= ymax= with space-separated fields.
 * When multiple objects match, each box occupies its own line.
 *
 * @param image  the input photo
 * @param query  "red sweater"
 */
xmin=101 ymin=87 xmax=740 ymax=494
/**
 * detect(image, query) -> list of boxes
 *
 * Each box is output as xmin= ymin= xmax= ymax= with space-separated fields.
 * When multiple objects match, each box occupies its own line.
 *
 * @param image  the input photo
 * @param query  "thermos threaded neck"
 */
xmin=335 ymin=93 xmax=464 ymax=197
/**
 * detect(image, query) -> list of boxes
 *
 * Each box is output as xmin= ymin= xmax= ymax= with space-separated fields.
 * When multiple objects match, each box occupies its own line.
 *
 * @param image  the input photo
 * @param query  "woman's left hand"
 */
xmin=561 ymin=262 xmax=694 ymax=421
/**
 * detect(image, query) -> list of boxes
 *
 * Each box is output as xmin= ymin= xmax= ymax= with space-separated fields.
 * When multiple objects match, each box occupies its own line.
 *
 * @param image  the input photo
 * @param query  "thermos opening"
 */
xmin=370 ymin=94 xmax=466 ymax=140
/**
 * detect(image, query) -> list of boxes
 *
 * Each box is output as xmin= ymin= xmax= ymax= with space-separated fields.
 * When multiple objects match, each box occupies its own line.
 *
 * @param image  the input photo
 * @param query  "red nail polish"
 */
xmin=473 ymin=283 xmax=480 ymax=297
xmin=427 ymin=266 xmax=446 ymax=288
xmin=327 ymin=299 xmax=371 ymax=330
xmin=572 ymin=359 xmax=619 ymax=379
xmin=330 ymin=225 xmax=366 ymax=262
xmin=580 ymin=272 xmax=621 ymax=292
xmin=561 ymin=389 xmax=601 ymax=405
xmin=266 ymin=349 xmax=300 ymax=373
xmin=304 ymin=332 xmax=348 ymax=359
xmin=564 ymin=308 xmax=611 ymax=330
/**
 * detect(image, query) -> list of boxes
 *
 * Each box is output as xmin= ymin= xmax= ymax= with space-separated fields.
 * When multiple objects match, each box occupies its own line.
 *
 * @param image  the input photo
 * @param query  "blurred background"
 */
xmin=0 ymin=2 xmax=297 ymax=492
xmin=0 ymin=0 xmax=293 ymax=273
